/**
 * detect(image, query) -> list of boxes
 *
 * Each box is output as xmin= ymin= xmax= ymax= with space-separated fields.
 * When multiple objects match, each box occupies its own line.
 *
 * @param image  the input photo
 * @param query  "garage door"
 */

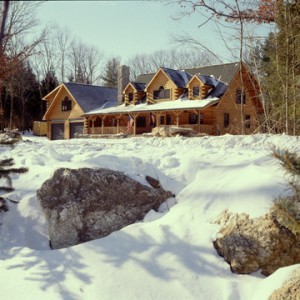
xmin=51 ymin=123 xmax=64 ymax=140
xmin=70 ymin=122 xmax=84 ymax=138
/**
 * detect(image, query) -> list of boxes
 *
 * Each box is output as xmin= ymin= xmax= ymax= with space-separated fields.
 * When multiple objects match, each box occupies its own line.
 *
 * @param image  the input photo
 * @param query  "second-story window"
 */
xmin=193 ymin=86 xmax=200 ymax=97
xmin=128 ymin=93 xmax=133 ymax=101
xmin=236 ymin=89 xmax=246 ymax=104
xmin=61 ymin=96 xmax=72 ymax=111
xmin=153 ymin=86 xmax=170 ymax=100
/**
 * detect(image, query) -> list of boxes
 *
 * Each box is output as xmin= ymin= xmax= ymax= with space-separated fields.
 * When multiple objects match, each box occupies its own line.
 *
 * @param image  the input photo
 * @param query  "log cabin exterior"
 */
xmin=84 ymin=62 xmax=263 ymax=136
xmin=42 ymin=82 xmax=117 ymax=139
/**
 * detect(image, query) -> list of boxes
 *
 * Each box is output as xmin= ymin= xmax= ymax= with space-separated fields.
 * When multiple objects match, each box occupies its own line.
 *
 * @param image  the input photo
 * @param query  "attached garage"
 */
xmin=70 ymin=122 xmax=84 ymax=138
xmin=51 ymin=123 xmax=64 ymax=140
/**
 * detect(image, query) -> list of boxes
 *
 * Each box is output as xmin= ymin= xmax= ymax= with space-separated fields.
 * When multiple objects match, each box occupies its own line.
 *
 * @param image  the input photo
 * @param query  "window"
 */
xmin=166 ymin=114 xmax=171 ymax=125
xmin=189 ymin=114 xmax=198 ymax=124
xmin=236 ymin=89 xmax=246 ymax=104
xmin=193 ymin=86 xmax=200 ymax=97
xmin=189 ymin=113 xmax=204 ymax=125
xmin=224 ymin=113 xmax=230 ymax=128
xmin=160 ymin=116 xmax=165 ymax=125
xmin=128 ymin=93 xmax=133 ymax=101
xmin=245 ymin=115 xmax=250 ymax=129
xmin=136 ymin=116 xmax=146 ymax=128
xmin=61 ymin=97 xmax=72 ymax=111
xmin=200 ymin=113 xmax=204 ymax=124
xmin=153 ymin=86 xmax=170 ymax=100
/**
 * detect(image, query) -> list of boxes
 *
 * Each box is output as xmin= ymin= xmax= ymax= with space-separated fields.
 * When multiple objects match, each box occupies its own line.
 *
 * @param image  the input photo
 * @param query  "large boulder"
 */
xmin=213 ymin=211 xmax=300 ymax=276
xmin=37 ymin=168 xmax=174 ymax=249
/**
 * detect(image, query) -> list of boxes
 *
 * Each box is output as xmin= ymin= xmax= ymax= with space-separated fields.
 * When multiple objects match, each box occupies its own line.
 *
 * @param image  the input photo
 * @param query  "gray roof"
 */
xmin=161 ymin=68 xmax=192 ymax=88
xmin=135 ymin=62 xmax=240 ymax=85
xmin=131 ymin=82 xmax=146 ymax=91
xmin=64 ymin=82 xmax=117 ymax=112
xmin=185 ymin=62 xmax=240 ymax=84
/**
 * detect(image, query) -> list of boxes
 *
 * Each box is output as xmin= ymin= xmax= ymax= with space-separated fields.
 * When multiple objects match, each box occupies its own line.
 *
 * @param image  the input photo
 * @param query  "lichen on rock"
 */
xmin=37 ymin=167 xmax=174 ymax=249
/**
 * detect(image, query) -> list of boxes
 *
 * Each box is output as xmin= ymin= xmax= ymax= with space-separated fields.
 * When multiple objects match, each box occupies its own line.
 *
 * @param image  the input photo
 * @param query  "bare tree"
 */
xmin=56 ymin=26 xmax=72 ymax=83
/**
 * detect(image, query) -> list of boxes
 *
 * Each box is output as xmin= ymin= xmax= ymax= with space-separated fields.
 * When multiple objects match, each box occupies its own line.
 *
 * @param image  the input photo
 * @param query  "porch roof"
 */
xmin=85 ymin=97 xmax=219 ymax=116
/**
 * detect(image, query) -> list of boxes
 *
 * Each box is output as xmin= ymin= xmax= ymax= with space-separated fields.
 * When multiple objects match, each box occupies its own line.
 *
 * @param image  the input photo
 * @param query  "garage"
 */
xmin=51 ymin=123 xmax=64 ymax=140
xmin=70 ymin=122 xmax=84 ymax=138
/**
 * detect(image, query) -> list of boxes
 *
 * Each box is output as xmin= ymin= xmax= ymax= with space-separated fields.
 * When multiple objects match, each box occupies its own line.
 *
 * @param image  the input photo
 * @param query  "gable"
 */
xmin=43 ymin=84 xmax=84 ymax=120
xmin=146 ymin=69 xmax=177 ymax=91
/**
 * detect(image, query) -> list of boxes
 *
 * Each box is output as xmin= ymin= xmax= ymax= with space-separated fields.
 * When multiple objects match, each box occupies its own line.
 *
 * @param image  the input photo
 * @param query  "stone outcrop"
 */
xmin=213 ymin=211 xmax=300 ymax=276
xmin=269 ymin=267 xmax=300 ymax=300
xmin=37 ymin=168 xmax=174 ymax=249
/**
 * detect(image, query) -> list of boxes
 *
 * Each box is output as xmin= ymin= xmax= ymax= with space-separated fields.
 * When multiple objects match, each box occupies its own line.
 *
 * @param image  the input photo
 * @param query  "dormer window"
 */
xmin=153 ymin=86 xmax=170 ymax=100
xmin=193 ymin=86 xmax=200 ymax=97
xmin=61 ymin=96 xmax=72 ymax=111
xmin=128 ymin=93 xmax=133 ymax=101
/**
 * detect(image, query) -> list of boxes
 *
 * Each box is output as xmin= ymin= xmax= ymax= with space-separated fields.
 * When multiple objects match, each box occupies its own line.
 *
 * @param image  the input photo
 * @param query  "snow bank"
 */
xmin=0 ymin=133 xmax=299 ymax=299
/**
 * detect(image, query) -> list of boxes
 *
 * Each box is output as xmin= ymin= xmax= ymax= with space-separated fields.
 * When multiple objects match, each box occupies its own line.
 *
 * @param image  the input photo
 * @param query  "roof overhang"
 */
xmin=85 ymin=98 xmax=219 ymax=116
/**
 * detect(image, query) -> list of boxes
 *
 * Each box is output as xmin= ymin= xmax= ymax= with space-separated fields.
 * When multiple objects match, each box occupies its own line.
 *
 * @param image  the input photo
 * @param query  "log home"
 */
xmin=42 ymin=82 xmax=117 ymax=139
xmin=85 ymin=62 xmax=263 ymax=136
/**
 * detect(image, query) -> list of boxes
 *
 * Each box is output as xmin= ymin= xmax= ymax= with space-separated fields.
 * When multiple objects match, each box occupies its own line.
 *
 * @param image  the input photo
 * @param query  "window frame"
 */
xmin=153 ymin=86 xmax=171 ymax=100
xmin=193 ymin=86 xmax=200 ymax=97
xmin=224 ymin=113 xmax=230 ymax=128
xmin=236 ymin=89 xmax=246 ymax=104
xmin=61 ymin=97 xmax=72 ymax=111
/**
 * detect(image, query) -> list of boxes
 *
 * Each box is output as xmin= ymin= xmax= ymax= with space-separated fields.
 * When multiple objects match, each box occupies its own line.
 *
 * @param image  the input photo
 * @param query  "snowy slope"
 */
xmin=0 ymin=134 xmax=299 ymax=300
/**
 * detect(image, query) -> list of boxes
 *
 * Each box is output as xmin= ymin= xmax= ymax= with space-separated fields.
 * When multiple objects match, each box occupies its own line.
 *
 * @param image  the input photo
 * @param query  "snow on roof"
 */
xmin=85 ymin=98 xmax=219 ymax=115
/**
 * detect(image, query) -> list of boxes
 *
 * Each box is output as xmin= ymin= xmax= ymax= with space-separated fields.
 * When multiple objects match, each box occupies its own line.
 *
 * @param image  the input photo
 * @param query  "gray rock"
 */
xmin=213 ymin=211 xmax=300 ymax=276
xmin=37 ymin=168 xmax=174 ymax=249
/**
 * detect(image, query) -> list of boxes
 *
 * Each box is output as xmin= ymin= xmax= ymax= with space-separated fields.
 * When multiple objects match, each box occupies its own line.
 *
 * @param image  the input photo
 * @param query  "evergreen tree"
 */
xmin=101 ymin=57 xmax=120 ymax=88
xmin=271 ymin=149 xmax=300 ymax=234
xmin=253 ymin=1 xmax=300 ymax=134
xmin=40 ymin=66 xmax=59 ymax=97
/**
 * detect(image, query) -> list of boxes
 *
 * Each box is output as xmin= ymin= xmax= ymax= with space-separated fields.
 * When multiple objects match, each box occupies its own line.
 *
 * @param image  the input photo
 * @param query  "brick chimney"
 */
xmin=117 ymin=65 xmax=130 ymax=105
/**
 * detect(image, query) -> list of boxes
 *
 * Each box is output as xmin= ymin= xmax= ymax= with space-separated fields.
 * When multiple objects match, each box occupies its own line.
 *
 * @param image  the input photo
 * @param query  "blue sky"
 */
xmin=36 ymin=1 xmax=270 ymax=64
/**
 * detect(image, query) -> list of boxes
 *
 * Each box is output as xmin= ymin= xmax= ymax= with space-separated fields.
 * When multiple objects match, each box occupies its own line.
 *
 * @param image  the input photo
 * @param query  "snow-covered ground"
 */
xmin=0 ymin=133 xmax=299 ymax=300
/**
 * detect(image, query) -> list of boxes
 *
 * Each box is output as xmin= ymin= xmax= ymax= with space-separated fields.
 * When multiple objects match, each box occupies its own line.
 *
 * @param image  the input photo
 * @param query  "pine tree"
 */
xmin=0 ymin=158 xmax=28 ymax=192
xmin=101 ymin=57 xmax=120 ymax=88
xmin=40 ymin=66 xmax=59 ymax=97
xmin=271 ymin=149 xmax=300 ymax=234
xmin=254 ymin=1 xmax=300 ymax=134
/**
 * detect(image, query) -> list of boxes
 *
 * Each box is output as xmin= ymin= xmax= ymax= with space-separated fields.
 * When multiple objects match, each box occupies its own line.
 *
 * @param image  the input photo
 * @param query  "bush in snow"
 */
xmin=271 ymin=149 xmax=300 ymax=234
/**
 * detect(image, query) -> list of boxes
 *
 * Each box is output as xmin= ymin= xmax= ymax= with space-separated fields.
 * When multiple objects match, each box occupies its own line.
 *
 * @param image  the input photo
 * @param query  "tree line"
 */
xmin=0 ymin=0 xmax=299 ymax=134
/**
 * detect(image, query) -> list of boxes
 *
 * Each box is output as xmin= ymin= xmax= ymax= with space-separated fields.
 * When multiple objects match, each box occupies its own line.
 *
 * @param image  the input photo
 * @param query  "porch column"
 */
xmin=90 ymin=116 xmax=96 ymax=134
xmin=132 ymin=113 xmax=139 ymax=135
xmin=173 ymin=110 xmax=182 ymax=127
xmin=197 ymin=110 xmax=201 ymax=133
xmin=116 ymin=114 xmax=122 ymax=134
xmin=155 ymin=112 xmax=162 ymax=128
xmin=101 ymin=115 xmax=106 ymax=134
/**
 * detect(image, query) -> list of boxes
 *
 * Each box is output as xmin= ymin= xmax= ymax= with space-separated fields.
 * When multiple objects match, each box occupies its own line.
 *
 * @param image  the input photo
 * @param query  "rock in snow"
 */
xmin=213 ymin=211 xmax=300 ymax=276
xmin=37 ymin=168 xmax=173 ymax=249
xmin=269 ymin=267 xmax=300 ymax=299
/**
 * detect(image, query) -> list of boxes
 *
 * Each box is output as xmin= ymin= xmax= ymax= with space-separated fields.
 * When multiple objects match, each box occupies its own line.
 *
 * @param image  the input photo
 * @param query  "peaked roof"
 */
xmin=161 ymin=68 xmax=192 ymax=88
xmin=64 ymin=82 xmax=117 ymax=112
xmin=185 ymin=62 xmax=240 ymax=84
xmin=130 ymin=82 xmax=146 ymax=91
xmin=135 ymin=62 xmax=240 ymax=85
